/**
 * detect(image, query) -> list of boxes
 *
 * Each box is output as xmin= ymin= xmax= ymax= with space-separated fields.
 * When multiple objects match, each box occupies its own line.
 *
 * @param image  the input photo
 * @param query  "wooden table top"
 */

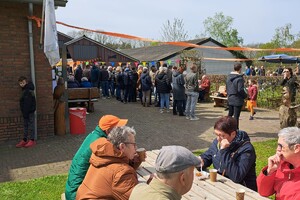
xmin=136 ymin=150 xmax=269 ymax=200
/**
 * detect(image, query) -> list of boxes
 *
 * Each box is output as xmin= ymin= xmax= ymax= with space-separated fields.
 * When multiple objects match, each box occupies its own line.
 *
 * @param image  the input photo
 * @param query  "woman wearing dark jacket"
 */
xmin=226 ymin=63 xmax=247 ymax=129
xmin=141 ymin=67 xmax=152 ymax=107
xmin=199 ymin=116 xmax=257 ymax=191
xmin=155 ymin=67 xmax=171 ymax=113
xmin=172 ymin=66 xmax=185 ymax=116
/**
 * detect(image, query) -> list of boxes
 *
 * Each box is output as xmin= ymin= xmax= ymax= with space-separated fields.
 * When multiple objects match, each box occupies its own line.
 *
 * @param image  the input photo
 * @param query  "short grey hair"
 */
xmin=156 ymin=167 xmax=189 ymax=180
xmin=278 ymin=127 xmax=300 ymax=148
xmin=107 ymin=126 xmax=136 ymax=149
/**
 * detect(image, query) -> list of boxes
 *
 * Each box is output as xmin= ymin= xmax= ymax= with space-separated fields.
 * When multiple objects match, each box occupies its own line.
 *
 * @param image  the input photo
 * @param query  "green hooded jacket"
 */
xmin=65 ymin=126 xmax=107 ymax=200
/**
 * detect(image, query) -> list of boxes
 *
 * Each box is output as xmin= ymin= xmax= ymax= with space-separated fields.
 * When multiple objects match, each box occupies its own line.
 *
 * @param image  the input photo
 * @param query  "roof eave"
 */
xmin=0 ymin=0 xmax=68 ymax=7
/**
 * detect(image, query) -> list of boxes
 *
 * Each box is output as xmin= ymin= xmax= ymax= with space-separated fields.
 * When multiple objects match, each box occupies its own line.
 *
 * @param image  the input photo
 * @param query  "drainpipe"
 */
xmin=28 ymin=3 xmax=38 ymax=140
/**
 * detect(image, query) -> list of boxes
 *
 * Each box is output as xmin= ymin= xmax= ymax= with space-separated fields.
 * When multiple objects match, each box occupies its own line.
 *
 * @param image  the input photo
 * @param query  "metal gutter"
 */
xmin=28 ymin=3 xmax=38 ymax=140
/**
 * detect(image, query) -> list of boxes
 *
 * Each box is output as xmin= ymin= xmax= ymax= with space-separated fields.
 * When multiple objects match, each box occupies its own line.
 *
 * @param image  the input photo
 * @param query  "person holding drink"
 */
xmin=198 ymin=116 xmax=257 ymax=191
xmin=257 ymin=127 xmax=300 ymax=200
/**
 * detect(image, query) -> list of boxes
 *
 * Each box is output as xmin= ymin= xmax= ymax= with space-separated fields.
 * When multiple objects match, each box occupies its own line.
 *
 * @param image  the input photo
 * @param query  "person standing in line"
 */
xmin=90 ymin=63 xmax=100 ymax=88
xmin=257 ymin=127 xmax=300 ymax=200
xmin=16 ymin=76 xmax=36 ymax=148
xmin=226 ymin=63 xmax=247 ymax=129
xmin=184 ymin=64 xmax=199 ymax=120
xmin=74 ymin=65 xmax=83 ymax=84
xmin=247 ymin=79 xmax=258 ymax=120
xmin=140 ymin=67 xmax=152 ymax=107
xmin=172 ymin=66 xmax=186 ymax=116
xmin=155 ymin=67 xmax=171 ymax=113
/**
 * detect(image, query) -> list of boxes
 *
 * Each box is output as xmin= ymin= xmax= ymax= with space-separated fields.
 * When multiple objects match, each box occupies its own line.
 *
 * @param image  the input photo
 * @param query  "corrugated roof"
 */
xmin=65 ymin=35 xmax=139 ymax=61
xmin=120 ymin=38 xmax=214 ymax=61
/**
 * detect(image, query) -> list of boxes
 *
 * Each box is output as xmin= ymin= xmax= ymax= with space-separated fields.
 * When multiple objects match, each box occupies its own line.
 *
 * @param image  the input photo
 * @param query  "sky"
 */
xmin=56 ymin=0 xmax=300 ymax=45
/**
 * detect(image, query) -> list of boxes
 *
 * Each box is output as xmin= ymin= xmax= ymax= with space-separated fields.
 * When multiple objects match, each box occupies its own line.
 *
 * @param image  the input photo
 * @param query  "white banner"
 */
xmin=44 ymin=0 xmax=60 ymax=66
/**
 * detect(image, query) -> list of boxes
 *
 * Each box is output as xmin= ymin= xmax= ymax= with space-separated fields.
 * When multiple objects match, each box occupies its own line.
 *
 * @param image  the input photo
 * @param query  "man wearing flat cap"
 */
xmin=130 ymin=145 xmax=200 ymax=200
xmin=65 ymin=115 xmax=128 ymax=200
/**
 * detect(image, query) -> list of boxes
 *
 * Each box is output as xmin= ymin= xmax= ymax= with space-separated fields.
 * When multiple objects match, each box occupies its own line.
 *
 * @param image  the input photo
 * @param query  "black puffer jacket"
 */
xmin=20 ymin=82 xmax=36 ymax=119
xmin=155 ymin=73 xmax=170 ymax=94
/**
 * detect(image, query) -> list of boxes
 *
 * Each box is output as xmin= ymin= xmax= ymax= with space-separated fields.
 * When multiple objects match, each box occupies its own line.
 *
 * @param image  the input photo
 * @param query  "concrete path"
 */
xmin=0 ymin=99 xmax=281 ymax=183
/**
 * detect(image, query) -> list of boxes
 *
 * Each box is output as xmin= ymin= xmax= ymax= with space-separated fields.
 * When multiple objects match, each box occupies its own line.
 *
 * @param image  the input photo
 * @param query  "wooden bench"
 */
xmin=210 ymin=86 xmax=228 ymax=107
xmin=68 ymin=87 xmax=100 ymax=112
xmin=210 ymin=86 xmax=247 ymax=110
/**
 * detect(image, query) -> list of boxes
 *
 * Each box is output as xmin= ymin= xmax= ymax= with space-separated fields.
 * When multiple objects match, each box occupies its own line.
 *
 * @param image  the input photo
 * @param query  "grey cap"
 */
xmin=155 ymin=146 xmax=200 ymax=173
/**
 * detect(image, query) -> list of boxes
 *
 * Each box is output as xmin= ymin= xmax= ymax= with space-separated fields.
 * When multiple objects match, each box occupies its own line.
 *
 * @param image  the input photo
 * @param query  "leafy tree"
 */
xmin=161 ymin=18 xmax=189 ymax=42
xmin=202 ymin=12 xmax=243 ymax=47
xmin=271 ymin=23 xmax=295 ymax=47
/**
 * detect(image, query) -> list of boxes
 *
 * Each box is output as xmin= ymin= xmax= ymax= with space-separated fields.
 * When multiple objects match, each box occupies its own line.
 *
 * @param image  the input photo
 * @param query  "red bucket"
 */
xmin=69 ymin=107 xmax=86 ymax=135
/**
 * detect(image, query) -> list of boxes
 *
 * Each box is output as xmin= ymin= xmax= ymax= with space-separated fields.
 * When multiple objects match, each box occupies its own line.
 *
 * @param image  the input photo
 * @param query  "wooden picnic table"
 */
xmin=136 ymin=150 xmax=269 ymax=200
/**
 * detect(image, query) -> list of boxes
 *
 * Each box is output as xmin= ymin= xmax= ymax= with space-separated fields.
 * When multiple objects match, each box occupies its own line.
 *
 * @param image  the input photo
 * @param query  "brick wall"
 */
xmin=0 ymin=2 xmax=55 ymax=142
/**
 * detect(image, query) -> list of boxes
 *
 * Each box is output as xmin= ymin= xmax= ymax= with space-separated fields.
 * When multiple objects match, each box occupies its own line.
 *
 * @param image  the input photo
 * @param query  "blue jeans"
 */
xmin=108 ymin=80 xmax=115 ymax=96
xmin=160 ymin=93 xmax=170 ymax=109
xmin=185 ymin=91 xmax=199 ymax=118
xmin=116 ymin=85 xmax=121 ymax=100
xmin=101 ymin=81 xmax=109 ymax=97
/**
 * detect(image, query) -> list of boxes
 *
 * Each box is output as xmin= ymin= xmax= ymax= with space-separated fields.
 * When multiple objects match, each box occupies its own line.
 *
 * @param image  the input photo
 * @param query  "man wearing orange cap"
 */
xmin=65 ymin=115 xmax=128 ymax=200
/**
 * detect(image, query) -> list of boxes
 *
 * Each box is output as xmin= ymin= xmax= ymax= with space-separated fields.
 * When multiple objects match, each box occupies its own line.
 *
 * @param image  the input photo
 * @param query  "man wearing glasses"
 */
xmin=280 ymin=67 xmax=298 ymax=103
xmin=257 ymin=127 xmax=300 ymax=200
xmin=76 ymin=126 xmax=141 ymax=200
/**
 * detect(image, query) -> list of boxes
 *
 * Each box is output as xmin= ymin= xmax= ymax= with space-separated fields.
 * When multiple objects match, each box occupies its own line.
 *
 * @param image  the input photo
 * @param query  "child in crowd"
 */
xmin=247 ymin=79 xmax=258 ymax=120
xmin=16 ymin=76 xmax=36 ymax=148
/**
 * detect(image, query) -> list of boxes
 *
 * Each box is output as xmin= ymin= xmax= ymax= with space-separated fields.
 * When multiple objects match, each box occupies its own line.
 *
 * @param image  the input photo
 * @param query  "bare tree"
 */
xmin=67 ymin=30 xmax=93 ymax=38
xmin=161 ymin=18 xmax=189 ymax=42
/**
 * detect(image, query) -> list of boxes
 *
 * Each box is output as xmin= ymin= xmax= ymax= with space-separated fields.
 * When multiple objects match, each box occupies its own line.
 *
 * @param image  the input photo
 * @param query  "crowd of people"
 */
xmin=63 ymin=113 xmax=300 ymax=200
xmin=65 ymin=62 xmax=212 ymax=121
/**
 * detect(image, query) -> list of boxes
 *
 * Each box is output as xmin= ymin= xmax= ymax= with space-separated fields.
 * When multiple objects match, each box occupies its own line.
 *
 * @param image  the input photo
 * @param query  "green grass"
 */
xmin=0 ymin=139 xmax=277 ymax=200
xmin=0 ymin=174 xmax=67 ymax=200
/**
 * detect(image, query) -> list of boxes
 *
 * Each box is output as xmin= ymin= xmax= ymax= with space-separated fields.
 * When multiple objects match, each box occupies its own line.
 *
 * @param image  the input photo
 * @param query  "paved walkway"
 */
xmin=0 ymin=99 xmax=282 ymax=183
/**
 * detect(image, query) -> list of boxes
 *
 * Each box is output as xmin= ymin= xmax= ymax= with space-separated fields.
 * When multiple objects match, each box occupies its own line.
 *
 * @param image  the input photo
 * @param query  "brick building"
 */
xmin=0 ymin=0 xmax=67 ymax=143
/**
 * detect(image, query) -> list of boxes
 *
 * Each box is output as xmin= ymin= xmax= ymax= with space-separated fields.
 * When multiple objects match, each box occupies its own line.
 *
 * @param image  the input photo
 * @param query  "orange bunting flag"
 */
xmin=118 ymin=62 xmax=122 ymax=66
xmin=160 ymin=61 xmax=164 ymax=66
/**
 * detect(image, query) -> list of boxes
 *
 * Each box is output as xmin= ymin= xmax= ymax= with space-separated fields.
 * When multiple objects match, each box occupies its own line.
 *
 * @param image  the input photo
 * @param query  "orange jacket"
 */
xmin=76 ymin=138 xmax=138 ymax=200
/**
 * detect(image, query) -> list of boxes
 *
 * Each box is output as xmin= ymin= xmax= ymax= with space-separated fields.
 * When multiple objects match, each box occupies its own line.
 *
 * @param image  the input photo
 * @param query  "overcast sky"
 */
xmin=56 ymin=0 xmax=300 ymax=45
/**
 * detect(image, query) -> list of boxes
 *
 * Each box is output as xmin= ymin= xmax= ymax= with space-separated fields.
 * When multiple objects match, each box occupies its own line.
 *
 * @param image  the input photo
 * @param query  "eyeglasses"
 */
xmin=277 ymin=143 xmax=295 ymax=150
xmin=124 ymin=142 xmax=137 ymax=148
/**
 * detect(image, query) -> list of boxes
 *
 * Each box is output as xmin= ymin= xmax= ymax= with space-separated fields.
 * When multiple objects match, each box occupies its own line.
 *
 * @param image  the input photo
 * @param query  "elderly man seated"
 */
xmin=129 ymin=145 xmax=200 ymax=200
xmin=198 ymin=75 xmax=210 ymax=102
xmin=257 ymin=127 xmax=300 ymax=200
xmin=76 ymin=126 xmax=141 ymax=200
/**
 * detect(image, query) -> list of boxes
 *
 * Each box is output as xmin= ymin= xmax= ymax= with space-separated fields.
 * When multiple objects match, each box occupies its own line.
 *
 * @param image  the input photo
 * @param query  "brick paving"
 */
xmin=0 ymin=99 xmax=282 ymax=183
